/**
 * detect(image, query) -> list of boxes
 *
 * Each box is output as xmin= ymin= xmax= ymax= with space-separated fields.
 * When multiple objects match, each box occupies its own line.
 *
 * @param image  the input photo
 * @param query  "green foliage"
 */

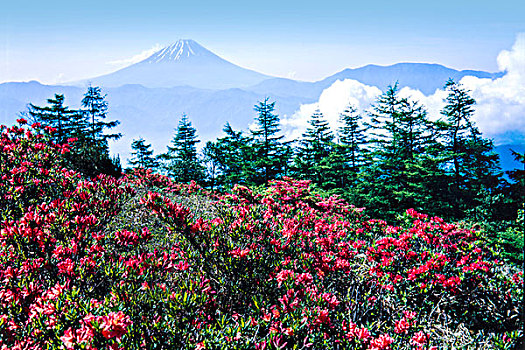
xmin=440 ymin=79 xmax=503 ymax=218
xmin=358 ymin=84 xmax=443 ymax=219
xmin=27 ymin=88 xmax=122 ymax=178
xmin=81 ymin=85 xmax=121 ymax=143
xmin=497 ymin=208 xmax=524 ymax=265
xmin=251 ymin=98 xmax=290 ymax=184
xmin=294 ymin=109 xmax=335 ymax=185
xmin=1 ymin=115 xmax=523 ymax=350
xmin=28 ymin=94 xmax=80 ymax=143
xmin=128 ymin=137 xmax=159 ymax=170
xmin=159 ymin=114 xmax=205 ymax=183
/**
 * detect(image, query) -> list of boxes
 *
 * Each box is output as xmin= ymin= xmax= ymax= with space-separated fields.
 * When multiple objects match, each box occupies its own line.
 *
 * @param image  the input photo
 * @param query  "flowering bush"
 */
xmin=0 ymin=121 xmax=523 ymax=349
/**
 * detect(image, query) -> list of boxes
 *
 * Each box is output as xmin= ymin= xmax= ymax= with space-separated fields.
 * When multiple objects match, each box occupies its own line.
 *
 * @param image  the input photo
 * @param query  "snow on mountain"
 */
xmin=78 ymin=40 xmax=271 ymax=89
xmin=144 ymin=39 xmax=217 ymax=63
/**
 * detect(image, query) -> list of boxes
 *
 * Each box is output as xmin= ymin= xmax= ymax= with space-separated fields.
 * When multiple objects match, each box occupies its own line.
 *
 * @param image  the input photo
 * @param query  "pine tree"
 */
xmin=28 ymin=94 xmax=79 ymax=143
xmin=81 ymin=85 xmax=121 ymax=143
xmin=441 ymin=79 xmax=503 ymax=218
xmin=294 ymin=109 xmax=335 ymax=185
xmin=203 ymin=123 xmax=256 ymax=188
xmin=362 ymin=84 xmax=442 ymax=219
xmin=159 ymin=114 xmax=205 ymax=183
xmin=333 ymin=104 xmax=370 ymax=192
xmin=338 ymin=104 xmax=367 ymax=172
xmin=441 ymin=79 xmax=477 ymax=194
xmin=129 ymin=138 xmax=159 ymax=169
xmin=76 ymin=86 xmax=121 ymax=177
xmin=251 ymin=98 xmax=289 ymax=184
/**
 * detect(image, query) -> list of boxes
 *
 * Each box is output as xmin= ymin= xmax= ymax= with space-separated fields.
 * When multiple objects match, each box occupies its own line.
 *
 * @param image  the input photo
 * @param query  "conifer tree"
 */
xmin=27 ymin=93 xmax=122 ymax=177
xmin=441 ymin=79 xmax=502 ymax=217
xmin=441 ymin=79 xmax=477 ymax=193
xmin=129 ymin=137 xmax=159 ymax=169
xmin=362 ymin=84 xmax=441 ymax=218
xmin=251 ymin=98 xmax=288 ymax=184
xmin=81 ymin=85 xmax=121 ymax=143
xmin=159 ymin=114 xmax=205 ymax=183
xmin=28 ymin=94 xmax=79 ymax=143
xmin=338 ymin=104 xmax=367 ymax=172
xmin=333 ymin=104 xmax=370 ymax=192
xmin=294 ymin=109 xmax=335 ymax=185
xmin=203 ymin=123 xmax=256 ymax=188
xmin=75 ymin=86 xmax=122 ymax=177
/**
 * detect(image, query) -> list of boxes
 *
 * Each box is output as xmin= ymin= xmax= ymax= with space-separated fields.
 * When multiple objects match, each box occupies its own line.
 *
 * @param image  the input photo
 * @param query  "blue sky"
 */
xmin=1 ymin=0 xmax=524 ymax=83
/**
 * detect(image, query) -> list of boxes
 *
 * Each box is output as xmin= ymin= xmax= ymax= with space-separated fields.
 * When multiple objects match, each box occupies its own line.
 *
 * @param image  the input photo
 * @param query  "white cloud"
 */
xmin=458 ymin=33 xmax=525 ymax=144
xmin=107 ymin=44 xmax=163 ymax=67
xmin=282 ymin=79 xmax=381 ymax=140
xmin=284 ymin=34 xmax=525 ymax=146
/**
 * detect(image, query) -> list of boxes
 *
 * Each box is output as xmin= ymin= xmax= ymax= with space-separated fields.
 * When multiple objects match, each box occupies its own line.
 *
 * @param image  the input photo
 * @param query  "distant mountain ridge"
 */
xmin=247 ymin=63 xmax=504 ymax=97
xmin=79 ymin=39 xmax=271 ymax=89
xmin=1 ymin=39 xmax=515 ymax=168
xmin=322 ymin=63 xmax=504 ymax=95
xmin=75 ymin=40 xmax=503 ymax=94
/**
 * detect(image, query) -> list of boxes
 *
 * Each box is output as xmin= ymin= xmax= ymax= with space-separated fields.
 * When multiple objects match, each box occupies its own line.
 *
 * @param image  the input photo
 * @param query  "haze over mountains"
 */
xmin=0 ymin=39 xmax=520 ymax=169
xmin=80 ymin=40 xmax=271 ymax=89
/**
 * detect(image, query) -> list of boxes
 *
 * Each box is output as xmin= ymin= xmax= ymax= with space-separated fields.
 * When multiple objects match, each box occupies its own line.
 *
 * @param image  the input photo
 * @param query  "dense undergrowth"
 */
xmin=0 ymin=121 xmax=523 ymax=349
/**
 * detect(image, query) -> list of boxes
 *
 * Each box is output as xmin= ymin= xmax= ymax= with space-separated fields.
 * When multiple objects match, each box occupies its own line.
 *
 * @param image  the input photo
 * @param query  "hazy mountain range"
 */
xmin=0 ymin=39 xmax=519 ymax=170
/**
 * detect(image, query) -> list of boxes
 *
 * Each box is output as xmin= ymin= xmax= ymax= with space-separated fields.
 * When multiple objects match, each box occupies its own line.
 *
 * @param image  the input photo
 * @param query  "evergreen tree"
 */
xmin=27 ymin=93 xmax=121 ymax=177
xmin=334 ymin=104 xmax=369 ymax=191
xmin=441 ymin=79 xmax=503 ymax=218
xmin=203 ymin=123 xmax=256 ymax=188
xmin=362 ymin=84 xmax=442 ymax=219
xmin=294 ymin=109 xmax=335 ymax=186
xmin=28 ymin=94 xmax=79 ymax=143
xmin=251 ymin=98 xmax=289 ymax=184
xmin=338 ymin=104 xmax=367 ymax=172
xmin=159 ymin=114 xmax=205 ymax=183
xmin=441 ymin=79 xmax=477 ymax=194
xmin=81 ymin=85 xmax=121 ymax=143
xmin=129 ymin=138 xmax=159 ymax=169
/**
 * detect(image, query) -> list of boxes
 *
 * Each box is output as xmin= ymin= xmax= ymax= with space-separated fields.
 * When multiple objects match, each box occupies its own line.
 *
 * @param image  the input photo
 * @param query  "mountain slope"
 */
xmin=246 ymin=63 xmax=503 ymax=98
xmin=0 ymin=81 xmax=310 ymax=163
xmin=81 ymin=40 xmax=271 ymax=89
xmin=319 ymin=63 xmax=504 ymax=95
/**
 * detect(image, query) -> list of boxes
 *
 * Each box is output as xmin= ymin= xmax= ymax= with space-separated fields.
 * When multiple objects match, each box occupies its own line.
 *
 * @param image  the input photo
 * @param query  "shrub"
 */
xmin=0 ymin=121 xmax=522 ymax=349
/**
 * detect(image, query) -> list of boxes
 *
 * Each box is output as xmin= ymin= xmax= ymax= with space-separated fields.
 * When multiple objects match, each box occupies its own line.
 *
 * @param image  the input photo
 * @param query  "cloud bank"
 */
xmin=284 ymin=34 xmax=525 ymax=146
xmin=282 ymin=79 xmax=381 ymax=140
xmin=108 ymin=44 xmax=163 ymax=67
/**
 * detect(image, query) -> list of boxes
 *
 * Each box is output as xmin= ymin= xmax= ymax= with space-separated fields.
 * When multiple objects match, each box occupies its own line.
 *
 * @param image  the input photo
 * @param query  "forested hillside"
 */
xmin=1 ymin=79 xmax=523 ymax=348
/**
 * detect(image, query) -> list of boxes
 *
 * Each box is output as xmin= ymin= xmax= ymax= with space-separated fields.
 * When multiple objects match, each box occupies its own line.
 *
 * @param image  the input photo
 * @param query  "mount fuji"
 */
xmin=79 ymin=39 xmax=271 ymax=89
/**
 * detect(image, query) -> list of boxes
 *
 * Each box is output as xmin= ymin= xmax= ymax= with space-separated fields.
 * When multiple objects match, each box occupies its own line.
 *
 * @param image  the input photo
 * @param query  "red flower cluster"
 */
xmin=0 ymin=121 xmax=522 ymax=349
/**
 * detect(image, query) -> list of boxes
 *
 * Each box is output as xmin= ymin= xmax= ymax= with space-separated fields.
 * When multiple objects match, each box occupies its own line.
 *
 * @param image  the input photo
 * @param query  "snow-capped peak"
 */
xmin=145 ymin=39 xmax=214 ymax=63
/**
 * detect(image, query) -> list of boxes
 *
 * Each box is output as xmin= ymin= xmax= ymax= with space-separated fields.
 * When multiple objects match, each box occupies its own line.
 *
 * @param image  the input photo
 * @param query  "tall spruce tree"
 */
xmin=441 ymin=79 xmax=502 ymax=218
xmin=294 ymin=109 xmax=335 ymax=186
xmin=28 ymin=94 xmax=79 ymax=143
xmin=362 ymin=84 xmax=442 ymax=219
xmin=334 ymin=104 xmax=369 ymax=192
xmin=203 ymin=123 xmax=256 ymax=188
xmin=338 ymin=104 xmax=367 ymax=172
xmin=81 ymin=85 xmax=121 ymax=143
xmin=251 ymin=98 xmax=288 ymax=184
xmin=129 ymin=138 xmax=159 ymax=169
xmin=28 ymin=93 xmax=121 ymax=177
xmin=159 ymin=114 xmax=205 ymax=183
xmin=77 ymin=86 xmax=122 ymax=177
